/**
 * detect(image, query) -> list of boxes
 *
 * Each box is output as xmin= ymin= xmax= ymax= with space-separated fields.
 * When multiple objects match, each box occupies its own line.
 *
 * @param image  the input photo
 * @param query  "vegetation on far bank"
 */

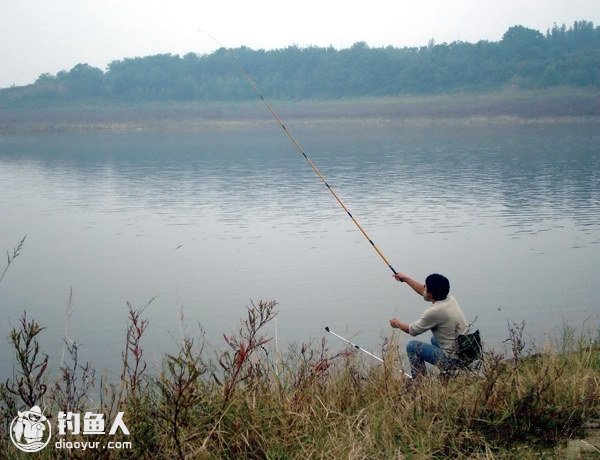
xmin=1 ymin=238 xmax=599 ymax=458
xmin=1 ymin=21 xmax=599 ymax=109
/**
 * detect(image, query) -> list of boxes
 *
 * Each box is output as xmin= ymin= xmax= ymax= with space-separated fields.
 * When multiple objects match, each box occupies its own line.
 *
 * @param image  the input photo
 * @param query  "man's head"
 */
xmin=424 ymin=274 xmax=450 ymax=301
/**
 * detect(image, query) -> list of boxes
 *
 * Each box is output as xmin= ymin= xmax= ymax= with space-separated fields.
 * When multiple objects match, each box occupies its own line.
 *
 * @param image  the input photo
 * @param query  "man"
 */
xmin=389 ymin=272 xmax=468 ymax=378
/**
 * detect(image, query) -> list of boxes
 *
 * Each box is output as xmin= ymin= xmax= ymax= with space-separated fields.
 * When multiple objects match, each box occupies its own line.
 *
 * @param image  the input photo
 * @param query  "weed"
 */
xmin=218 ymin=300 xmax=277 ymax=404
xmin=121 ymin=298 xmax=153 ymax=398
xmin=51 ymin=289 xmax=95 ymax=413
xmin=3 ymin=313 xmax=49 ymax=409
xmin=0 ymin=271 xmax=598 ymax=458
xmin=0 ymin=235 xmax=26 ymax=284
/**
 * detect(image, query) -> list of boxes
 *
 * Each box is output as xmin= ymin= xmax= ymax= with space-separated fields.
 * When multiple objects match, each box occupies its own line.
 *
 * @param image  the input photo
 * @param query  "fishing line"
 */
xmin=201 ymin=31 xmax=399 ymax=277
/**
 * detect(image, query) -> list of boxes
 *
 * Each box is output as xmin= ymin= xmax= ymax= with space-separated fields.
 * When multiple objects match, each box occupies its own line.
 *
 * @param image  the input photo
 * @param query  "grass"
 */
xmin=1 ymin=245 xmax=599 ymax=459
xmin=0 ymin=298 xmax=598 ymax=459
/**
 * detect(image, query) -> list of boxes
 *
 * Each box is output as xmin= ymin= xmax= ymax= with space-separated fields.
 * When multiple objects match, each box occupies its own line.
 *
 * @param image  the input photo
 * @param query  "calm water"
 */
xmin=1 ymin=121 xmax=599 ymax=378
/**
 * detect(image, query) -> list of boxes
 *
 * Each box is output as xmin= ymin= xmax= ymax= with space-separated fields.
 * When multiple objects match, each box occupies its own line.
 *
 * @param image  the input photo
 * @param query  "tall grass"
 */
xmin=0 ymin=301 xmax=598 ymax=458
xmin=0 ymin=239 xmax=599 ymax=458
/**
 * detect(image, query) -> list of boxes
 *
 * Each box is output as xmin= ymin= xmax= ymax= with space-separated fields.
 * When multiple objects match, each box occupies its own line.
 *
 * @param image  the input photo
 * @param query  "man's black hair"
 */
xmin=425 ymin=274 xmax=450 ymax=301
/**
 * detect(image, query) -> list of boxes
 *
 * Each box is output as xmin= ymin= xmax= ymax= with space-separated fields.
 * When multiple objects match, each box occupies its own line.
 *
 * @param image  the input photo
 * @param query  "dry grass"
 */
xmin=1 ymin=237 xmax=599 ymax=459
xmin=0 ymin=299 xmax=598 ymax=459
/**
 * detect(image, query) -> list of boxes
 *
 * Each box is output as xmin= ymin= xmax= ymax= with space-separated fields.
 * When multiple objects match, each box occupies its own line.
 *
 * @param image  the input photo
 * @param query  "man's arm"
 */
xmin=389 ymin=318 xmax=411 ymax=334
xmin=394 ymin=272 xmax=425 ymax=296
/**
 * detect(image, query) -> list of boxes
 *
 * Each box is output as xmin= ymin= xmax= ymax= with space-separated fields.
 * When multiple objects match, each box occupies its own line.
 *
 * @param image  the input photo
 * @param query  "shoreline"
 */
xmin=1 ymin=89 xmax=599 ymax=133
xmin=2 ymin=115 xmax=600 ymax=135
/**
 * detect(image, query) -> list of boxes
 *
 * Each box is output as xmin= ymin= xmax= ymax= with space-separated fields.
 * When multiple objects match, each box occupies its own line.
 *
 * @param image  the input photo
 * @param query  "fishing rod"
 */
xmin=206 ymin=35 xmax=399 ymax=278
xmin=325 ymin=327 xmax=412 ymax=378
xmin=202 ymin=36 xmax=412 ymax=375
xmin=325 ymin=326 xmax=383 ymax=362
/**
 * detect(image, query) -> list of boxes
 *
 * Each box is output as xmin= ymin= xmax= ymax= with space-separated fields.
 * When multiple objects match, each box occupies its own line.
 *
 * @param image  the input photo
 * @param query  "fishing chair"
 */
xmin=440 ymin=330 xmax=483 ymax=381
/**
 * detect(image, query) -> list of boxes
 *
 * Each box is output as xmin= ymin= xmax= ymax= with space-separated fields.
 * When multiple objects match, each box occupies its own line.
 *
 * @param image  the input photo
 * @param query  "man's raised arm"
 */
xmin=394 ymin=272 xmax=426 ymax=296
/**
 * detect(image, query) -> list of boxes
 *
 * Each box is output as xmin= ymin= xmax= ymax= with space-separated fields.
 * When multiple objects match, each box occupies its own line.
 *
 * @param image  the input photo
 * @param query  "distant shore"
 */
xmin=1 ymin=88 xmax=599 ymax=134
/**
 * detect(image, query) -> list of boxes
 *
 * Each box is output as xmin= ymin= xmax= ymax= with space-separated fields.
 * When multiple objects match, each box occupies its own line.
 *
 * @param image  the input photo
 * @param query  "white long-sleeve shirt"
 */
xmin=408 ymin=295 xmax=468 ymax=357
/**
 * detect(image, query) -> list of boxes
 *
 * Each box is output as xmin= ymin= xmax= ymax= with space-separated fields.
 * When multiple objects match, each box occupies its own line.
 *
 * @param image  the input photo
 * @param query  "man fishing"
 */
xmin=225 ymin=47 xmax=476 ymax=380
xmin=389 ymin=272 xmax=468 ymax=379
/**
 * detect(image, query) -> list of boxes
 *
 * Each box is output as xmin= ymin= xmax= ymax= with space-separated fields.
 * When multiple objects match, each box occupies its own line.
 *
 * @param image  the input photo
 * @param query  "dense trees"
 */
xmin=2 ymin=21 xmax=599 ymax=105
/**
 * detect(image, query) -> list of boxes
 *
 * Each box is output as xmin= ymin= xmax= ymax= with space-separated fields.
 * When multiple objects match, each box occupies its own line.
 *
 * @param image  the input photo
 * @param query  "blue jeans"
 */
xmin=406 ymin=336 xmax=449 ymax=378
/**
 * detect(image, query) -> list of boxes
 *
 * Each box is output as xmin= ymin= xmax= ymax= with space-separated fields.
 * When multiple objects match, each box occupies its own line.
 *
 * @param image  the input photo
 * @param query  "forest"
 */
xmin=1 ymin=21 xmax=599 ymax=106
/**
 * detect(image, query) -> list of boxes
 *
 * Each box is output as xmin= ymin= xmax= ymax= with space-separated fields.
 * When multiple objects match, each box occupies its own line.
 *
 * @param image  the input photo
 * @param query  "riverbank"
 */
xmin=1 ymin=301 xmax=598 ymax=458
xmin=1 ymin=87 xmax=599 ymax=134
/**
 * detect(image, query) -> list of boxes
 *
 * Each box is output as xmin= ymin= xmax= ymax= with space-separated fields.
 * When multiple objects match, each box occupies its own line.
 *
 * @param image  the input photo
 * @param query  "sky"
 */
xmin=1 ymin=0 xmax=599 ymax=89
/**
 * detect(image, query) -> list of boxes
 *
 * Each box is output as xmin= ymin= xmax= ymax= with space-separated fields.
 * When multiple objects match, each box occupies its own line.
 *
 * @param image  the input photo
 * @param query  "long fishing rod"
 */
xmin=209 ymin=36 xmax=399 ymax=277
xmin=325 ymin=326 xmax=383 ymax=362
xmin=325 ymin=327 xmax=412 ymax=378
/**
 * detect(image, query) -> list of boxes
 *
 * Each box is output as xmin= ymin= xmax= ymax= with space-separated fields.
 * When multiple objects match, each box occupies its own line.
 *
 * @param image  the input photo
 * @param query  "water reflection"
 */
xmin=2 ymin=124 xmax=597 ymax=232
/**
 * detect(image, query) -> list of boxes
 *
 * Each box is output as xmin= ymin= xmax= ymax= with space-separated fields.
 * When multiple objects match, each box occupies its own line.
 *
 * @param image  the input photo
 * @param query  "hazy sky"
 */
xmin=1 ymin=0 xmax=599 ymax=88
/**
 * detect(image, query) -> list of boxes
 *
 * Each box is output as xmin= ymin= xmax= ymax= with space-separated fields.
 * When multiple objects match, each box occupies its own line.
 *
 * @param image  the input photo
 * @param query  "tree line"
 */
xmin=2 ymin=21 xmax=599 ymax=105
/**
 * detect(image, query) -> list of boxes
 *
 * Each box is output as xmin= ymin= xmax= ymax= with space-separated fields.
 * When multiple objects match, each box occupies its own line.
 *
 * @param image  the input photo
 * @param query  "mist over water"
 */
xmin=0 ymin=121 xmax=598 ymax=378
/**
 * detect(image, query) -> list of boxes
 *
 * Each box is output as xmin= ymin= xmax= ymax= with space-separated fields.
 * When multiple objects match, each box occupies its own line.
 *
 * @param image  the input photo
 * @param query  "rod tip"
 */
xmin=324 ymin=326 xmax=330 ymax=332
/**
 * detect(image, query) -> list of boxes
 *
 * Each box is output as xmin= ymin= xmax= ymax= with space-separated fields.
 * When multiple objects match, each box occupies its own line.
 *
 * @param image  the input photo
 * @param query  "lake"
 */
xmin=1 ymin=120 xmax=599 ymax=379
